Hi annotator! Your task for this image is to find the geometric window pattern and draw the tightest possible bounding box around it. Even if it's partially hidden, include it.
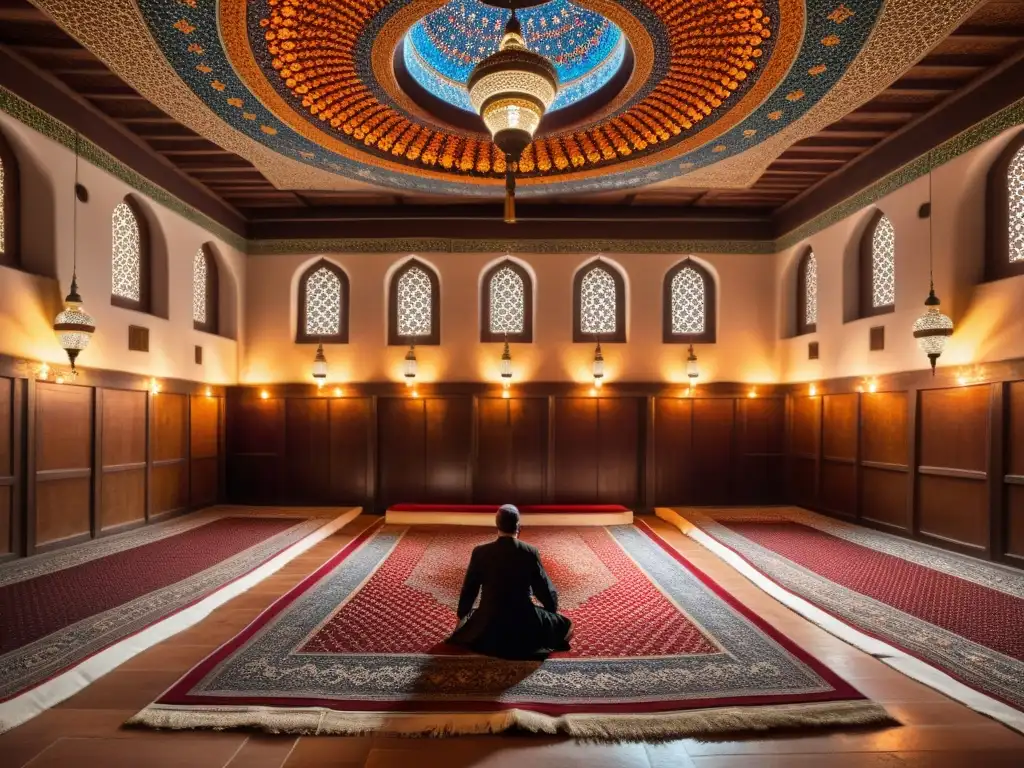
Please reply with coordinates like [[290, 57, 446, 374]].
[[488, 265, 525, 335], [670, 265, 705, 334], [192, 248, 207, 324], [304, 265, 342, 337], [1010, 145, 1024, 263], [804, 251, 818, 327], [579, 265, 618, 335], [870, 215, 896, 307], [0, 155, 5, 253], [397, 265, 433, 337], [111, 201, 141, 301]]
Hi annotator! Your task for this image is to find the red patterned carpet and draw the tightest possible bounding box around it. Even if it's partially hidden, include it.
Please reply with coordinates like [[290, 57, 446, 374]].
[[128, 522, 893, 739], [665, 507, 1024, 731], [0, 511, 338, 732]]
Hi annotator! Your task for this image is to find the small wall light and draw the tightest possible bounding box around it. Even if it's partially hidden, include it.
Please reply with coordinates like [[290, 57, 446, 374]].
[[809, 384, 817, 397], [748, 387, 757, 398], [404, 345, 417, 386], [686, 344, 699, 388], [592, 342, 604, 389], [260, 389, 269, 400], [312, 342, 328, 388], [150, 377, 161, 395], [500, 337, 512, 390], [205, 387, 212, 398]]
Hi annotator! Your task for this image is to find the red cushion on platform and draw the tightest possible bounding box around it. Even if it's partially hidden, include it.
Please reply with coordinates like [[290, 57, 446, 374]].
[[387, 504, 629, 514]]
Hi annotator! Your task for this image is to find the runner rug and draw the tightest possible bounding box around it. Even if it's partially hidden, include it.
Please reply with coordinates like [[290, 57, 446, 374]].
[[658, 507, 1024, 733], [0, 507, 358, 733], [128, 521, 893, 740]]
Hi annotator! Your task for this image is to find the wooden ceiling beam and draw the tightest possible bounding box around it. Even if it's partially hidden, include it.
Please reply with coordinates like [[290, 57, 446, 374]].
[[948, 25, 1024, 40]]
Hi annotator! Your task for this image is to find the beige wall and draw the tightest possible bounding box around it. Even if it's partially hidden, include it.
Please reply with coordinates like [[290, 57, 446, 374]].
[[776, 123, 1024, 385], [242, 250, 780, 386], [0, 112, 244, 384]]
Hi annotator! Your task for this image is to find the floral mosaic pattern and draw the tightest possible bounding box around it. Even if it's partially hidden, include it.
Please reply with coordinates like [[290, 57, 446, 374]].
[[192, 248, 208, 324], [579, 265, 618, 335], [396, 265, 433, 337], [804, 251, 818, 327], [1009, 144, 1024, 263], [111, 201, 141, 302], [304, 265, 343, 337], [670, 266, 706, 334], [870, 214, 895, 307], [488, 264, 525, 335]]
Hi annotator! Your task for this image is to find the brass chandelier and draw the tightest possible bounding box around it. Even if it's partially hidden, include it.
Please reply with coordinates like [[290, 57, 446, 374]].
[[468, 5, 558, 223]]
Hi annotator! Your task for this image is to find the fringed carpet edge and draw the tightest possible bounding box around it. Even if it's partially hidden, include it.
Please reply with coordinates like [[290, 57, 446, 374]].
[[125, 700, 896, 741]]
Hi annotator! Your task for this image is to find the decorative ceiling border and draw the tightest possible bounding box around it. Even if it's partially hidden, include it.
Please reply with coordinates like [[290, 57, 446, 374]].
[[0, 86, 248, 252], [3, 85, 1022, 258]]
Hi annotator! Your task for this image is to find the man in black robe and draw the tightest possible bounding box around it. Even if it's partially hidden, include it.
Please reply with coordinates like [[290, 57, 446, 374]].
[[448, 505, 573, 659]]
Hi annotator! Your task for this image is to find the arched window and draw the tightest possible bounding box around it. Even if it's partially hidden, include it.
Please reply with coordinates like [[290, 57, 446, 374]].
[[110, 197, 151, 311], [481, 259, 533, 342], [296, 258, 349, 343], [388, 258, 440, 345], [796, 247, 817, 335], [0, 128, 20, 268], [573, 259, 625, 342], [193, 244, 220, 334], [986, 130, 1024, 281], [858, 210, 895, 317], [663, 258, 716, 343]]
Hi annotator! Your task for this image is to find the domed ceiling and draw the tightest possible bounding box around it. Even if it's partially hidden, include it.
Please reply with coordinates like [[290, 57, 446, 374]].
[[128, 0, 886, 197]]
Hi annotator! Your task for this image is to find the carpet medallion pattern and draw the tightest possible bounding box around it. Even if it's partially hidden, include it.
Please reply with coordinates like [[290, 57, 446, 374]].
[[129, 522, 891, 739], [665, 507, 1024, 721]]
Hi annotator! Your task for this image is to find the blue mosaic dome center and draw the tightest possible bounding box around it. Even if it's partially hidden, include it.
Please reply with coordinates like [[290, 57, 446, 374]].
[[403, 0, 627, 114]]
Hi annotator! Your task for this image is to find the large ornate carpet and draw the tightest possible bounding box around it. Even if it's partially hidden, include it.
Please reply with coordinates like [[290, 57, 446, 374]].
[[128, 521, 892, 739], [0, 507, 358, 733], [658, 507, 1024, 733]]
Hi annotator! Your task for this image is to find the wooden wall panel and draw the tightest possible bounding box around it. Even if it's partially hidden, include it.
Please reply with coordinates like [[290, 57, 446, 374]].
[[822, 394, 857, 461], [791, 396, 820, 457], [476, 397, 547, 505], [99, 388, 147, 531], [152, 393, 188, 518], [918, 475, 988, 550], [861, 392, 908, 467], [919, 386, 989, 472], [1008, 486, 1024, 561], [190, 394, 220, 508], [861, 467, 910, 531], [35, 383, 92, 547], [227, 397, 285, 503], [788, 456, 817, 509], [653, 397, 692, 505], [424, 398, 473, 504], [596, 398, 641, 506], [328, 397, 372, 506], [284, 398, 330, 504], [377, 398, 424, 508], [736, 397, 785, 504], [821, 462, 857, 518], [0, 377, 11, 554], [1008, 383, 1024, 562], [691, 398, 734, 505], [552, 398, 599, 504]]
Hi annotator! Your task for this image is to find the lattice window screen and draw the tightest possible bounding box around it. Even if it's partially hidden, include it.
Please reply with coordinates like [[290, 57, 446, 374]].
[[488, 265, 525, 334], [871, 215, 895, 307], [579, 266, 617, 335], [670, 265, 705, 334], [1010, 146, 1024, 263], [304, 266, 342, 336], [397, 266, 432, 337], [111, 202, 141, 301], [804, 252, 818, 327], [192, 248, 207, 324]]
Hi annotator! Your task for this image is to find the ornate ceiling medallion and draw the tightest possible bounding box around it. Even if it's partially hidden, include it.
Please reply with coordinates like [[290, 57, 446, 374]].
[[130, 0, 885, 196]]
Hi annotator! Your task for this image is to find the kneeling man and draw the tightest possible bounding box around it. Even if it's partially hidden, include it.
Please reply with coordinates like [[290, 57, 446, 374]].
[[448, 504, 573, 659]]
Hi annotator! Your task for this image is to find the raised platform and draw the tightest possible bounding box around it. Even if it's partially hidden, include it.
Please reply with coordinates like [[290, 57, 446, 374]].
[[384, 504, 633, 527]]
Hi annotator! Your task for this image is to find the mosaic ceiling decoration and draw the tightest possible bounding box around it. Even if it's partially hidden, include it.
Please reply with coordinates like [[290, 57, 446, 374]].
[[127, 0, 885, 197]]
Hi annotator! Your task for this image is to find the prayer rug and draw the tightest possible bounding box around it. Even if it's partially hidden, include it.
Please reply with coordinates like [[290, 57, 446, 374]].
[[0, 507, 359, 733], [128, 521, 893, 739], [659, 507, 1024, 733]]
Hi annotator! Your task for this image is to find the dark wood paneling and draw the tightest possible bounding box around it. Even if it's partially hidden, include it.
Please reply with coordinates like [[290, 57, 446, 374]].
[[100, 388, 146, 530], [152, 463, 187, 519], [919, 385, 990, 472], [861, 392, 908, 466], [0, 376, 11, 554], [35, 383, 92, 547], [791, 396, 820, 457], [552, 398, 599, 504], [1008, 485, 1024, 562], [226, 396, 285, 503], [190, 394, 220, 508], [654, 397, 692, 505], [1008, 382, 1024, 477], [0, 488, 9, 556], [918, 474, 988, 550], [424, 398, 473, 504], [596, 398, 641, 506], [691, 398, 734, 505], [736, 397, 785, 504], [821, 462, 857, 518], [377, 398, 425, 508], [862, 466, 911, 531], [788, 456, 817, 509], [151, 393, 188, 517], [476, 397, 547, 505], [190, 457, 218, 508], [328, 397, 372, 505], [823, 394, 858, 460], [284, 398, 330, 504]]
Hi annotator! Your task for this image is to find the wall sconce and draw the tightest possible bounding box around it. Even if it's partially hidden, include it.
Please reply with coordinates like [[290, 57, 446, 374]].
[[748, 387, 757, 398], [592, 342, 604, 389], [809, 383, 817, 397], [868, 379, 878, 394], [500, 338, 512, 390], [686, 344, 698, 389], [404, 345, 417, 386], [204, 387, 212, 398], [37, 362, 50, 381], [260, 389, 269, 400], [333, 387, 343, 397], [312, 342, 328, 389], [150, 377, 161, 395]]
